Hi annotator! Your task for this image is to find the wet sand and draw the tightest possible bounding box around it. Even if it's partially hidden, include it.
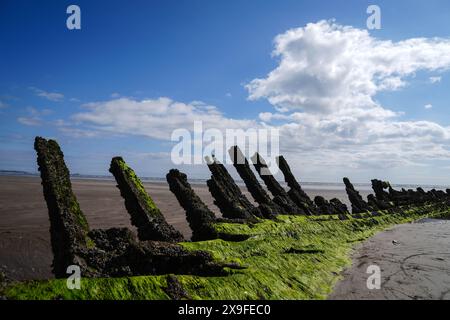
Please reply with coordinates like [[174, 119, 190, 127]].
[[0, 176, 221, 280], [0, 175, 364, 281], [2, 176, 449, 299], [329, 219, 450, 300]]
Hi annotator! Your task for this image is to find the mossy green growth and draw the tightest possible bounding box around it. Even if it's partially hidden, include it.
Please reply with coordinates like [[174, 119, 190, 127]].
[[3, 276, 170, 300], [114, 157, 161, 214], [68, 194, 90, 233], [3, 203, 450, 300], [47, 139, 89, 233]]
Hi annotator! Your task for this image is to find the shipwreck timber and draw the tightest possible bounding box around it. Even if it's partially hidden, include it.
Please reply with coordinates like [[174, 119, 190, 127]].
[[166, 168, 218, 241], [28, 136, 450, 295], [229, 146, 282, 218], [277, 155, 319, 215], [205, 156, 261, 220], [252, 152, 305, 215], [34, 137, 92, 278], [109, 156, 184, 242], [34, 137, 230, 279]]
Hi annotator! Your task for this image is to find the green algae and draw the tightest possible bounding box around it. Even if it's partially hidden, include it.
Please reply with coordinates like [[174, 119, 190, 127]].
[[3, 276, 170, 300], [45, 139, 90, 233], [2, 203, 450, 300], [114, 157, 161, 214]]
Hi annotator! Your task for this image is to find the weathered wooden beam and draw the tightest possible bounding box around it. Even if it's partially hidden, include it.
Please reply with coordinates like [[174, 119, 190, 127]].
[[32, 138, 246, 279], [371, 180, 391, 202], [228, 146, 281, 218], [166, 169, 217, 241], [314, 196, 348, 215], [110, 157, 184, 242], [34, 137, 91, 278], [206, 156, 262, 220], [276, 156, 318, 215], [251, 152, 305, 215], [343, 177, 371, 214]]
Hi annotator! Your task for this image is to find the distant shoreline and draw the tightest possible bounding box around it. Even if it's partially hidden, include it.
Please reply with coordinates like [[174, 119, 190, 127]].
[[1, 170, 449, 191], [0, 175, 449, 283]]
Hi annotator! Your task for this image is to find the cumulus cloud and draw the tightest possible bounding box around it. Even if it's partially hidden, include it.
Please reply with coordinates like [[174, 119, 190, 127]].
[[248, 21, 450, 175], [247, 20, 450, 114], [424, 104, 433, 109], [30, 87, 64, 101], [31, 20, 450, 182], [71, 97, 257, 140]]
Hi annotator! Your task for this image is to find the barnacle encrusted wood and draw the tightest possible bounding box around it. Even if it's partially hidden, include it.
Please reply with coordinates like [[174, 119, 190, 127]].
[[229, 146, 281, 218], [277, 155, 319, 215], [205, 156, 261, 220], [34, 137, 91, 277], [166, 169, 218, 241], [110, 156, 184, 242], [16, 136, 450, 300], [251, 152, 305, 215], [343, 177, 372, 213], [34, 137, 227, 279]]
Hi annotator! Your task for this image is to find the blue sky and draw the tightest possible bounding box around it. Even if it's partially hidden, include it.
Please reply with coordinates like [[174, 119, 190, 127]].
[[1, 0, 450, 184]]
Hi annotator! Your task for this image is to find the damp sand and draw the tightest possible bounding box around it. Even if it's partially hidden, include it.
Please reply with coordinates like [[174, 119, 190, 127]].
[[329, 218, 450, 300], [0, 175, 367, 281]]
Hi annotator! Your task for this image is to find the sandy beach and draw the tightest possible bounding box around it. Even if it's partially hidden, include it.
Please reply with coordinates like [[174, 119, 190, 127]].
[[330, 218, 450, 300], [0, 175, 362, 281], [6, 173, 450, 300]]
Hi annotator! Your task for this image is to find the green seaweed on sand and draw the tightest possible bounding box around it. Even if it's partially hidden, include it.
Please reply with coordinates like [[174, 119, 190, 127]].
[[3, 202, 449, 300]]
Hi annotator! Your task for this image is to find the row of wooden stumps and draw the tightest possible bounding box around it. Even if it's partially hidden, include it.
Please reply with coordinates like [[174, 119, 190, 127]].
[[34, 137, 450, 284]]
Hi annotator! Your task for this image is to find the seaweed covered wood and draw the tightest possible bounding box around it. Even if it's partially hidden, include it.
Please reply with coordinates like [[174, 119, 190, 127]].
[[369, 179, 394, 210], [206, 156, 262, 220], [8, 138, 450, 300], [228, 146, 281, 218], [5, 199, 450, 300], [110, 157, 184, 242], [277, 156, 319, 215], [314, 196, 349, 216], [34, 137, 228, 278], [166, 169, 218, 241], [251, 152, 305, 215], [343, 177, 372, 214], [34, 137, 91, 278]]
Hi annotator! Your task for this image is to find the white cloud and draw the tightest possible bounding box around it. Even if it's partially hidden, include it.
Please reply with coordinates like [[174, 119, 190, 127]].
[[0, 101, 8, 109], [71, 97, 257, 140], [58, 127, 98, 138], [424, 104, 433, 109], [17, 107, 53, 126], [247, 20, 450, 114], [429, 76, 442, 83], [246, 21, 450, 177], [30, 87, 64, 101], [17, 117, 42, 126], [35, 20, 450, 183], [132, 151, 171, 160]]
